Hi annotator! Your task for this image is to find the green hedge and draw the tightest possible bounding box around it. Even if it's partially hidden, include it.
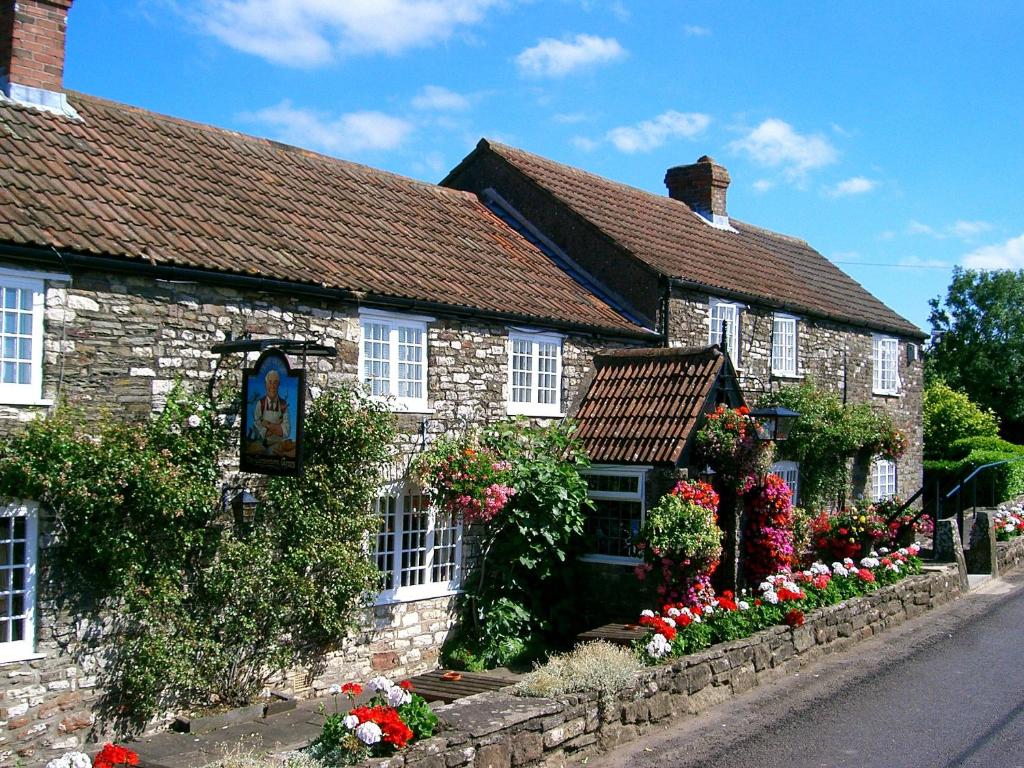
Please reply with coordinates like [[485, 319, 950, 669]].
[[924, 447, 1024, 505], [946, 436, 1024, 461]]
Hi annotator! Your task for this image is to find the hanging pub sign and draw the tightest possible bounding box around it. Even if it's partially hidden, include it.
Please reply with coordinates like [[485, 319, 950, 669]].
[[240, 349, 305, 476]]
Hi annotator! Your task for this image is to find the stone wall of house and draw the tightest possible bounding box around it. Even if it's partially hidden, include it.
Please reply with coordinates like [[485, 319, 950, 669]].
[[392, 565, 964, 768], [666, 287, 925, 503], [0, 264, 634, 766]]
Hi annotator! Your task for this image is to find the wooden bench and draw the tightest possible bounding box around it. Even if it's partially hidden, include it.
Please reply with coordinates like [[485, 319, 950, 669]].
[[576, 622, 647, 647], [407, 670, 520, 704]]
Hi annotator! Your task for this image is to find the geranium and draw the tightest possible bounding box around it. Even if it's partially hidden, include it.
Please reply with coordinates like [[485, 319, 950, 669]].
[[341, 682, 363, 697], [92, 745, 138, 768], [811, 503, 888, 561], [413, 437, 515, 523], [743, 474, 796, 586], [45, 754, 91, 768], [784, 609, 805, 627], [694, 405, 772, 488]]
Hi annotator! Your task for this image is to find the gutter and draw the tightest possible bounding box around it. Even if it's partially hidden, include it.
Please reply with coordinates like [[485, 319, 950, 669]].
[[669, 277, 927, 341], [0, 242, 660, 342]]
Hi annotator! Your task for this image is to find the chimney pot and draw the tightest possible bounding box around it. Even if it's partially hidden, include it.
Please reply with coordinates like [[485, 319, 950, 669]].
[[665, 156, 731, 227]]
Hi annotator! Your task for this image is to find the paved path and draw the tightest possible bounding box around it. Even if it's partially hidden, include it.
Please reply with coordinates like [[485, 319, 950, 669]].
[[592, 571, 1024, 768]]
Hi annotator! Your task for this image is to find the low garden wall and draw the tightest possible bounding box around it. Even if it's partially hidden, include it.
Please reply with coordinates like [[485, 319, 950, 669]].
[[996, 534, 1024, 572], [384, 565, 963, 768]]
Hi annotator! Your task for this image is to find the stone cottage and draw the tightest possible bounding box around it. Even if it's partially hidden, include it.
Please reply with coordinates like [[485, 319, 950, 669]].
[[444, 140, 928, 522], [0, 0, 926, 763]]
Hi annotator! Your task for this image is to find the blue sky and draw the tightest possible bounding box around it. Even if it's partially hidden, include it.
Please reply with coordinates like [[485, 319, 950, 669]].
[[63, 1, 1024, 332]]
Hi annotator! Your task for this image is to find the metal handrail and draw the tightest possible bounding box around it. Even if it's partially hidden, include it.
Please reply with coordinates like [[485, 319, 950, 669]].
[[943, 455, 1024, 500]]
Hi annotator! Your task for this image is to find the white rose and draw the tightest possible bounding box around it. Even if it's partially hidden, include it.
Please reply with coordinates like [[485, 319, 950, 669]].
[[355, 721, 383, 745], [343, 714, 360, 729]]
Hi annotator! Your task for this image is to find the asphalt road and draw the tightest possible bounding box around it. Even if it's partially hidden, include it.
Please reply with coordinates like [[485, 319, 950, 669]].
[[591, 572, 1024, 768]]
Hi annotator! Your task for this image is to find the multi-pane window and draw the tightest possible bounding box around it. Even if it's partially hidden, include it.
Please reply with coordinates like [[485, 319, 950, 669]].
[[508, 331, 562, 416], [772, 314, 798, 377], [0, 502, 37, 663], [0, 275, 44, 405], [770, 461, 800, 505], [359, 311, 430, 411], [580, 468, 646, 563], [375, 485, 461, 603], [873, 336, 899, 395], [709, 298, 741, 364], [870, 459, 898, 501]]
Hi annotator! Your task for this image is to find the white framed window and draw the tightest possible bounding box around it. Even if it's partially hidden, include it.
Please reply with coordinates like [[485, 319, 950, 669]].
[[770, 460, 800, 505], [771, 314, 798, 377], [374, 484, 461, 604], [873, 335, 900, 395], [579, 466, 648, 565], [870, 458, 898, 501], [0, 501, 37, 664], [507, 330, 563, 417], [0, 273, 45, 406], [709, 298, 741, 365], [359, 309, 432, 412]]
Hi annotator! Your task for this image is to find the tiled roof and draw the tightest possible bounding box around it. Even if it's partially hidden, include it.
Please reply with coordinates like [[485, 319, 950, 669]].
[[474, 140, 923, 338], [574, 346, 731, 466], [0, 94, 651, 338]]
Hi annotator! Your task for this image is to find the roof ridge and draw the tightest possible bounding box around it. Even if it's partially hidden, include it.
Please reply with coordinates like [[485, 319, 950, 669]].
[[63, 91, 474, 202], [595, 345, 720, 361]]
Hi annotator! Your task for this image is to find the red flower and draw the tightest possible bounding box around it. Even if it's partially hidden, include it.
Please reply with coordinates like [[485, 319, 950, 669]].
[[94, 744, 140, 768], [857, 568, 876, 583], [398, 680, 414, 690], [784, 609, 805, 627], [341, 682, 363, 697]]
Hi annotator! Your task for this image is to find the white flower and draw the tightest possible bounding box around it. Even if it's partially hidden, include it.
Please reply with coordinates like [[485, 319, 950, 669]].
[[46, 755, 91, 768], [328, 683, 342, 696], [386, 686, 412, 707], [879, 547, 890, 554], [355, 721, 383, 745], [764, 591, 779, 605], [640, 609, 655, 618], [832, 563, 846, 576], [343, 714, 360, 729], [703, 605, 715, 615], [666, 607, 681, 618], [758, 581, 772, 593], [646, 633, 671, 658], [843, 558, 854, 565], [187, 414, 202, 428], [860, 557, 879, 569], [738, 600, 750, 611], [662, 617, 676, 628], [367, 675, 394, 693]]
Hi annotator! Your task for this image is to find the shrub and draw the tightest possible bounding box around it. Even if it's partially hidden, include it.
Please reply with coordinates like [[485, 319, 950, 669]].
[[742, 475, 795, 586], [924, 381, 1000, 459], [946, 436, 1024, 461], [0, 383, 395, 727], [514, 641, 642, 699]]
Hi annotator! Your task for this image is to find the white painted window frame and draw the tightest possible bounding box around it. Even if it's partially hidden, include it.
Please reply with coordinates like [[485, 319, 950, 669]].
[[374, 482, 462, 605], [0, 501, 38, 664], [771, 313, 799, 378], [506, 329, 564, 417], [0, 272, 46, 406], [709, 298, 742, 366], [872, 335, 900, 396], [770, 460, 800, 505], [358, 308, 433, 413], [870, 458, 898, 501], [579, 465, 650, 566]]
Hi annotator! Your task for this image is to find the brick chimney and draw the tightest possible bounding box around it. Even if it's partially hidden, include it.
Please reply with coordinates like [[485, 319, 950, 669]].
[[665, 156, 731, 228], [1, 0, 78, 116]]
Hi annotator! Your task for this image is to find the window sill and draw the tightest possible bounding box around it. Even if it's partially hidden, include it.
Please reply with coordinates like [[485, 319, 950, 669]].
[[0, 397, 52, 407], [0, 652, 45, 666], [872, 390, 901, 398], [369, 397, 434, 415], [771, 372, 803, 381], [374, 586, 461, 606], [507, 407, 564, 419], [578, 554, 641, 567]]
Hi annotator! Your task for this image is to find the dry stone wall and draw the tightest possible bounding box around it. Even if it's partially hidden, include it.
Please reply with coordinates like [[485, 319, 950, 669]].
[[0, 265, 633, 765]]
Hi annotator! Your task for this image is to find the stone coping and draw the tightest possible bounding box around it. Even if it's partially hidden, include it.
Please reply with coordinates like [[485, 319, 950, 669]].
[[354, 566, 964, 768]]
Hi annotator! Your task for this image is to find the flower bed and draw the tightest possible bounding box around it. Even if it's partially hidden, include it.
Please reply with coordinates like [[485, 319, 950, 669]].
[[994, 502, 1024, 541], [633, 546, 924, 664]]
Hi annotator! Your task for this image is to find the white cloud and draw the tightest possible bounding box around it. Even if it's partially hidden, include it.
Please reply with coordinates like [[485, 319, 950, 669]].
[[553, 112, 591, 125], [515, 34, 626, 77], [752, 179, 775, 193], [245, 101, 413, 154], [412, 85, 470, 111], [571, 135, 599, 152], [729, 118, 838, 179], [606, 110, 711, 153], [907, 219, 993, 241], [684, 24, 711, 36], [197, 0, 498, 68], [828, 176, 877, 197], [962, 233, 1024, 269], [897, 255, 951, 269]]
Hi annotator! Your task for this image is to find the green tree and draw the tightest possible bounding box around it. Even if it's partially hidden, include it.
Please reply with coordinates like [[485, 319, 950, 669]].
[[923, 380, 1000, 458], [928, 268, 1024, 437]]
